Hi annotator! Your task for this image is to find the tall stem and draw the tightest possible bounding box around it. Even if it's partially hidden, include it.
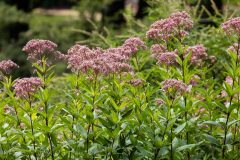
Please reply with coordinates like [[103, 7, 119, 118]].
[[181, 48, 190, 159], [41, 61, 55, 160], [135, 55, 140, 72], [28, 100, 37, 160], [69, 72, 80, 159], [170, 127, 173, 160], [155, 99, 174, 159], [87, 74, 98, 156], [222, 111, 230, 158], [169, 100, 174, 160], [233, 39, 240, 152], [222, 89, 234, 158]]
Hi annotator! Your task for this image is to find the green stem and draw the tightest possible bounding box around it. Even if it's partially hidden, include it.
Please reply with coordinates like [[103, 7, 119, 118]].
[[48, 134, 54, 160], [170, 127, 173, 160], [86, 124, 91, 154], [42, 64, 55, 160], [233, 39, 240, 152], [28, 100, 37, 160], [222, 112, 230, 159], [155, 99, 174, 159], [87, 74, 98, 157], [181, 45, 190, 159], [135, 55, 140, 72]]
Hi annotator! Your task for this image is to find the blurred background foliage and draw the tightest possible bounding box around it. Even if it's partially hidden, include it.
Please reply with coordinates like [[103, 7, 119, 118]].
[[0, 0, 240, 79]]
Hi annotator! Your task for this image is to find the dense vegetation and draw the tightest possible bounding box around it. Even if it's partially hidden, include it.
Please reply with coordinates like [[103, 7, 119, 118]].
[[1, 0, 240, 160]]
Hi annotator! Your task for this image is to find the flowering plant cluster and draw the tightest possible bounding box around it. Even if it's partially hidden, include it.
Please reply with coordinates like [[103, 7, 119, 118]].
[[0, 11, 240, 160]]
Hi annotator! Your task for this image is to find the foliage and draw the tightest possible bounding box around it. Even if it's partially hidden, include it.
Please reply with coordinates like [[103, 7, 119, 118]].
[[1, 6, 240, 159]]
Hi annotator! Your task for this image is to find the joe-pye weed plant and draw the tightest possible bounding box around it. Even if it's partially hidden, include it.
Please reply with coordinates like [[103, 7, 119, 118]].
[[0, 10, 240, 160]]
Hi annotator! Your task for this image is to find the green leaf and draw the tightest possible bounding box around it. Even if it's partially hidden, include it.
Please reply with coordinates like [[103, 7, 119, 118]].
[[176, 143, 201, 152], [88, 144, 103, 155], [74, 124, 87, 138], [228, 103, 239, 113], [174, 122, 186, 134], [202, 121, 219, 126], [228, 120, 238, 127], [203, 134, 220, 146], [121, 108, 133, 120]]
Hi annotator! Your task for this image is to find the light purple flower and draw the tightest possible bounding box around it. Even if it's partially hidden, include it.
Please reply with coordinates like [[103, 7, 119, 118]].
[[67, 44, 132, 75], [151, 44, 167, 58], [221, 76, 233, 97], [0, 60, 19, 74], [129, 78, 144, 86], [146, 11, 193, 41], [22, 39, 59, 62], [225, 76, 233, 86], [13, 77, 42, 99], [123, 37, 146, 55], [4, 104, 13, 114], [169, 11, 193, 30], [189, 75, 200, 86], [156, 98, 165, 106], [221, 17, 240, 36], [162, 79, 188, 95], [157, 50, 178, 66], [228, 43, 240, 56], [209, 55, 217, 63], [185, 44, 208, 65]]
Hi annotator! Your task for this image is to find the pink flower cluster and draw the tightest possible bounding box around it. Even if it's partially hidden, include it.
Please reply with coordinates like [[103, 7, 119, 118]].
[[13, 77, 42, 99], [221, 17, 240, 36], [123, 37, 146, 54], [67, 46, 130, 75], [156, 98, 164, 106], [209, 55, 217, 63], [151, 44, 167, 58], [228, 43, 240, 55], [129, 78, 144, 86], [157, 50, 178, 66], [225, 76, 233, 85], [162, 79, 188, 95], [185, 44, 208, 65], [0, 60, 19, 74], [189, 75, 200, 86], [146, 11, 193, 41], [4, 104, 13, 114], [221, 76, 233, 97], [67, 37, 145, 75], [22, 39, 63, 62]]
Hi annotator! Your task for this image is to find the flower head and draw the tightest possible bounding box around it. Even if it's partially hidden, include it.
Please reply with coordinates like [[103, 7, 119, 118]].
[[129, 78, 144, 86], [147, 11, 193, 41], [221, 17, 240, 36], [67, 44, 132, 75], [0, 60, 19, 74], [123, 37, 146, 55], [169, 11, 193, 30], [20, 122, 26, 129], [209, 55, 217, 63], [157, 50, 178, 66], [4, 105, 13, 114], [22, 39, 59, 62], [225, 76, 233, 86], [156, 98, 165, 106], [189, 75, 200, 86], [13, 77, 42, 99], [221, 76, 233, 97], [162, 79, 188, 96], [151, 44, 167, 58], [185, 44, 208, 65], [228, 43, 240, 55]]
